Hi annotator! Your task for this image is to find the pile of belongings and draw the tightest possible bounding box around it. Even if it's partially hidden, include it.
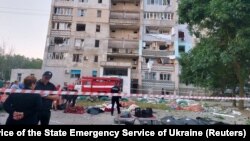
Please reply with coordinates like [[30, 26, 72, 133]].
[[134, 107, 153, 118], [167, 99, 203, 112], [64, 106, 84, 114], [87, 107, 104, 115], [161, 116, 229, 125]]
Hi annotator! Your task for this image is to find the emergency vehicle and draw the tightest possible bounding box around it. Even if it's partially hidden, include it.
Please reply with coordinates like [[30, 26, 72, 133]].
[[74, 77, 123, 93]]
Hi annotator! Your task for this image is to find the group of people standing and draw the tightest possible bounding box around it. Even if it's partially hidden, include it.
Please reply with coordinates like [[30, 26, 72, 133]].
[[1, 71, 124, 125], [3, 71, 59, 125]]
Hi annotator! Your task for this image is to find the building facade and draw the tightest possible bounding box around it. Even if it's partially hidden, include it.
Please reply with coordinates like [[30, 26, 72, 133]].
[[10, 69, 42, 83], [42, 0, 193, 94]]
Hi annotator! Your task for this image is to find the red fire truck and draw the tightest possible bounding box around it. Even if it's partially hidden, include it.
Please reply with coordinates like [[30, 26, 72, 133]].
[[78, 77, 123, 93]]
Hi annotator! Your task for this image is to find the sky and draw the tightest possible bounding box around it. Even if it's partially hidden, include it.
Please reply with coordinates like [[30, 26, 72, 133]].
[[0, 0, 52, 59]]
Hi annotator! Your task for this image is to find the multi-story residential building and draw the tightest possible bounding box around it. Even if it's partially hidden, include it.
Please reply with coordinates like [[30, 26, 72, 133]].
[[41, 0, 193, 94], [141, 0, 177, 94]]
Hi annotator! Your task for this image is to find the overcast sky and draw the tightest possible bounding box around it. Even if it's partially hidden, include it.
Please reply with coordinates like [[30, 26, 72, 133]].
[[0, 0, 52, 59]]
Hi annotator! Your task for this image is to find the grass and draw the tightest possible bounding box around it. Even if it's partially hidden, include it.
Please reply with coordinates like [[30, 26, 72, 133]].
[[246, 120, 250, 125], [77, 100, 105, 107], [203, 103, 209, 107], [214, 115, 225, 120], [135, 102, 167, 110], [76, 100, 168, 110]]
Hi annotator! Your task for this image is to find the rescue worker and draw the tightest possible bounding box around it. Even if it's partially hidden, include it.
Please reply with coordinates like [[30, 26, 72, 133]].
[[35, 71, 59, 125], [110, 85, 121, 116]]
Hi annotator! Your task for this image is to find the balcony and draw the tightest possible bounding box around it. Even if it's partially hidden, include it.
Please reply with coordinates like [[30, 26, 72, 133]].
[[110, 2, 140, 12], [142, 50, 174, 57], [100, 61, 132, 68], [142, 63, 174, 71], [48, 45, 69, 52], [109, 39, 139, 49], [144, 5, 175, 12], [50, 30, 71, 36], [143, 34, 173, 43], [54, 0, 74, 7], [144, 19, 175, 27], [107, 48, 139, 57], [52, 15, 73, 21], [142, 79, 175, 89], [110, 12, 140, 27]]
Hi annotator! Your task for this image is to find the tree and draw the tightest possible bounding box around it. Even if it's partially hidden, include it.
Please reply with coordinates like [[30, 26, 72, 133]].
[[0, 42, 43, 80], [179, 38, 238, 96], [178, 0, 250, 109]]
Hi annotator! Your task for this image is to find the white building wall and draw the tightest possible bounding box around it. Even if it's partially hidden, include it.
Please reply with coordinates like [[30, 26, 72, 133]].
[[10, 69, 42, 83]]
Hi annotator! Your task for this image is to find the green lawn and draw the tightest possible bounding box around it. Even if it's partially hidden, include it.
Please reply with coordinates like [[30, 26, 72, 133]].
[[76, 100, 168, 110]]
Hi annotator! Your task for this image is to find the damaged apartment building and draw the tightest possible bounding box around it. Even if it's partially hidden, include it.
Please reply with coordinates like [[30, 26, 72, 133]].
[[41, 0, 193, 94]]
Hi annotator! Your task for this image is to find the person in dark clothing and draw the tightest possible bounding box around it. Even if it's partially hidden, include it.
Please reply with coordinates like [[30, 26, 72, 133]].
[[3, 76, 42, 125], [64, 84, 78, 107], [111, 86, 121, 116], [161, 88, 165, 95], [35, 71, 59, 125]]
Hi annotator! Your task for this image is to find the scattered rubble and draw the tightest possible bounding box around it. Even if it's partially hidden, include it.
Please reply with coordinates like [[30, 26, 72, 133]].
[[0, 97, 250, 125]]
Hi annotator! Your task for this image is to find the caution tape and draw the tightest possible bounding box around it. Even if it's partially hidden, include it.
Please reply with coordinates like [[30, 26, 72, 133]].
[[0, 88, 250, 101]]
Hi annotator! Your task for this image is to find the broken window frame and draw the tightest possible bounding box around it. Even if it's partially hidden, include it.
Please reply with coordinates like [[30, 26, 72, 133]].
[[47, 52, 65, 60], [75, 39, 85, 47], [73, 54, 82, 62], [77, 9, 86, 17], [51, 37, 70, 46], [76, 24, 86, 31], [52, 22, 71, 30]]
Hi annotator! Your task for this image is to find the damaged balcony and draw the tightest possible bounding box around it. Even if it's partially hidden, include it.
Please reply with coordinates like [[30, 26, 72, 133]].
[[51, 30, 71, 36], [142, 50, 174, 57], [142, 63, 174, 71], [142, 41, 174, 57], [110, 12, 140, 27], [144, 26, 173, 42], [144, 34, 173, 43], [48, 45, 69, 52], [48, 37, 70, 52]]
